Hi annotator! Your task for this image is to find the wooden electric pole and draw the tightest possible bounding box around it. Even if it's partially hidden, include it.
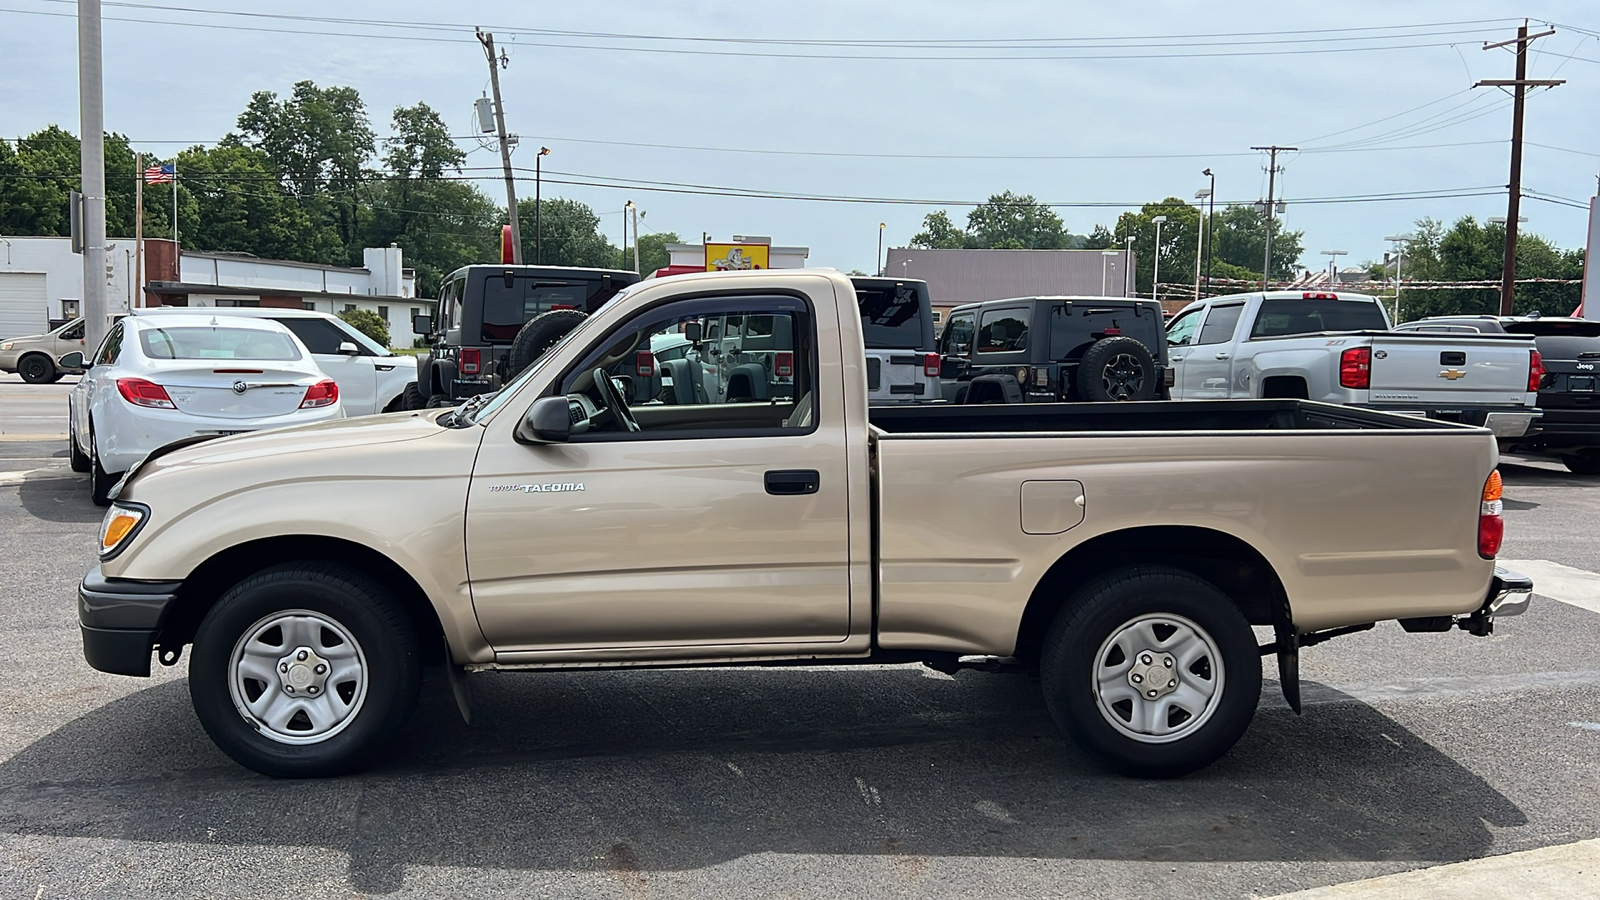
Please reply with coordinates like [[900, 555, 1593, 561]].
[[476, 29, 523, 265], [1478, 22, 1563, 315], [1250, 145, 1296, 291]]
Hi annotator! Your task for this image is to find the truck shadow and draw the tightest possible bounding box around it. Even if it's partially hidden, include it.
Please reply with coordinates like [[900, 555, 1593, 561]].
[[0, 666, 1525, 894], [14, 467, 101, 524]]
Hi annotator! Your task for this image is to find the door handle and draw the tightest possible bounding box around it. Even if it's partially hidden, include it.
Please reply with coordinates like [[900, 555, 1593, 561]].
[[765, 469, 820, 495], [1215, 353, 1230, 360], [1169, 355, 1186, 362]]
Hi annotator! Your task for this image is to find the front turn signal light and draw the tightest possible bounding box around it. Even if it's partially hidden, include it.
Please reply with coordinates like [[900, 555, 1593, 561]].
[[98, 503, 148, 560]]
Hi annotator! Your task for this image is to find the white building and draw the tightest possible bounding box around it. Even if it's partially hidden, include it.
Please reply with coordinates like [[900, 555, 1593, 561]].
[[0, 236, 436, 347]]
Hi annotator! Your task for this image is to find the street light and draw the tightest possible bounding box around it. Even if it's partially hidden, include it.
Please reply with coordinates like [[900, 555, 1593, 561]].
[[900, 257, 910, 278], [1123, 233, 1135, 296], [1199, 168, 1217, 297], [1320, 249, 1348, 288], [1101, 250, 1120, 295], [1383, 233, 1416, 323], [877, 223, 886, 276], [534, 146, 550, 264], [1193, 187, 1213, 302], [1151, 215, 1168, 302]]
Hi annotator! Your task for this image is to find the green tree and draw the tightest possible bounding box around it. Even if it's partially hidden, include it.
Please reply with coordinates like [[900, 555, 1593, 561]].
[[622, 231, 681, 275], [1210, 205, 1304, 282], [177, 141, 344, 264], [1396, 216, 1582, 319], [338, 308, 390, 346], [909, 210, 970, 249], [965, 191, 1070, 249], [517, 197, 619, 267], [1113, 199, 1202, 300]]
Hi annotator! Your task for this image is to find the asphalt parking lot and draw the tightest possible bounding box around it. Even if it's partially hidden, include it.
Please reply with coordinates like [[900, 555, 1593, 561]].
[[2, 373, 1598, 899]]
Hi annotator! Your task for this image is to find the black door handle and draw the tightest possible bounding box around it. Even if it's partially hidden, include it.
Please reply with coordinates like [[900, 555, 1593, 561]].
[[765, 469, 820, 495]]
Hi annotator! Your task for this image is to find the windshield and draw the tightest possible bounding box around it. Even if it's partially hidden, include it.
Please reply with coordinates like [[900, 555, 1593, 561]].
[[857, 285, 929, 349], [465, 326, 587, 425], [139, 326, 302, 361], [1249, 299, 1388, 338]]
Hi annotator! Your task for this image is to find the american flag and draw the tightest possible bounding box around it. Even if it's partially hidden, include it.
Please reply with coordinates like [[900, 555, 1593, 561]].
[[143, 163, 175, 184]]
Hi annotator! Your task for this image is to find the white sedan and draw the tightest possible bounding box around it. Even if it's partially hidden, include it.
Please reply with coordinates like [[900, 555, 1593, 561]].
[[66, 314, 343, 505]]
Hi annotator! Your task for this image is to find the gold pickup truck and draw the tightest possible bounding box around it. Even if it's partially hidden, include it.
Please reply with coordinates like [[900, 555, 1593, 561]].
[[79, 269, 1532, 779]]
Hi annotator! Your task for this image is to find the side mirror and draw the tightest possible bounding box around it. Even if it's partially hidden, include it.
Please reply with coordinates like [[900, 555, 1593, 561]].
[[412, 314, 433, 335], [59, 351, 86, 369], [337, 341, 360, 356], [683, 322, 702, 342], [515, 395, 571, 444]]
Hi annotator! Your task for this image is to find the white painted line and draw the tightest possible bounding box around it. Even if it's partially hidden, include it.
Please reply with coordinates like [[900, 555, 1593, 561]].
[[1500, 559, 1600, 616], [1266, 838, 1600, 899]]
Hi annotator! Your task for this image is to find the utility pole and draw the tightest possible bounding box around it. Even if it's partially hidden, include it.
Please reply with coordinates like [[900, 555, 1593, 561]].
[[1478, 22, 1563, 315], [476, 29, 522, 265], [78, 0, 108, 348], [134, 152, 143, 309], [1250, 146, 1295, 291]]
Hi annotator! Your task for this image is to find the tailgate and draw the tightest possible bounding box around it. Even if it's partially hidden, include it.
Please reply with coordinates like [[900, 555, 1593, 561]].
[[1368, 335, 1535, 406]]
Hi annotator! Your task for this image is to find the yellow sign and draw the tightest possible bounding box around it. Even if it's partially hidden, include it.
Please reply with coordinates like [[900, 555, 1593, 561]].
[[705, 242, 769, 272]]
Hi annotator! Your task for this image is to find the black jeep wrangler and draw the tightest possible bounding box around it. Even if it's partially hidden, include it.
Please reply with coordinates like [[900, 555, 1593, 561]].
[[938, 296, 1170, 403], [409, 264, 639, 407]]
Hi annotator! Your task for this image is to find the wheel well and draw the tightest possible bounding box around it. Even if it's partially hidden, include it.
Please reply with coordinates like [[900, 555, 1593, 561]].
[[1260, 375, 1308, 399], [1013, 526, 1288, 663], [160, 536, 446, 662]]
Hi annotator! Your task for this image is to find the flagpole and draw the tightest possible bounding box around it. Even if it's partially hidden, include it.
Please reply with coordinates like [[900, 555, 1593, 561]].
[[134, 153, 143, 308], [170, 162, 177, 245]]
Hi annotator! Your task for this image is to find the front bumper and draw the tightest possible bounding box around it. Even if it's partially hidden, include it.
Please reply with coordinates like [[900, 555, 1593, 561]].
[[78, 565, 181, 676]]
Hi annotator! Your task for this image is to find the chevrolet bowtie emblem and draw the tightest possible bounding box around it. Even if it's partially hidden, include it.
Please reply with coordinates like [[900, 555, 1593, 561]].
[[1438, 369, 1467, 380]]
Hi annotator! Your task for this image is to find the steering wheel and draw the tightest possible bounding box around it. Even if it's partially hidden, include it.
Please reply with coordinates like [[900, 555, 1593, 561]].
[[592, 367, 641, 433]]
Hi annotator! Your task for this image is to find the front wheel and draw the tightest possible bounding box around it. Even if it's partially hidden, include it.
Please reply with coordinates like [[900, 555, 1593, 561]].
[[1040, 566, 1261, 778], [18, 353, 56, 384], [188, 563, 421, 777]]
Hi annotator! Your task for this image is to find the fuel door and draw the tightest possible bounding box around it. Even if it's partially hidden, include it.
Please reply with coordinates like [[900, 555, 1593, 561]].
[[1021, 480, 1086, 535]]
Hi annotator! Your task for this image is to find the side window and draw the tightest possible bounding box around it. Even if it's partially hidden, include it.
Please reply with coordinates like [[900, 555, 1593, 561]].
[[941, 313, 975, 357], [275, 318, 349, 355], [561, 300, 813, 438], [94, 322, 124, 366], [1196, 304, 1244, 345], [441, 277, 463, 330], [976, 309, 1029, 353], [1166, 309, 1201, 346], [61, 321, 85, 340]]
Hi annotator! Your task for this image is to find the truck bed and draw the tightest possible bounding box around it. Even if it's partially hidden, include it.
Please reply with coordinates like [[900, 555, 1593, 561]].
[[868, 398, 1469, 435]]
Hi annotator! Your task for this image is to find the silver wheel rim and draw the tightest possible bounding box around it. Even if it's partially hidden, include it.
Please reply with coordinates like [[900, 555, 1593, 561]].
[[227, 609, 369, 746], [1092, 613, 1225, 744]]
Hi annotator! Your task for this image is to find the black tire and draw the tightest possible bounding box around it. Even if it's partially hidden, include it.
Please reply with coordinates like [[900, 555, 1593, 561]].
[[188, 562, 421, 778], [1561, 453, 1600, 475], [425, 393, 454, 408], [68, 411, 90, 473], [18, 353, 55, 384], [88, 424, 118, 507], [1039, 565, 1261, 778], [1075, 337, 1157, 402], [402, 381, 428, 411], [508, 309, 589, 377]]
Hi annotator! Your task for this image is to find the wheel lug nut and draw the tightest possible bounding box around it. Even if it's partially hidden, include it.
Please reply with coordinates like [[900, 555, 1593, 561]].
[[285, 686, 295, 693], [280, 663, 288, 673], [297, 650, 308, 661], [314, 664, 326, 674], [1164, 658, 1173, 668], [307, 686, 318, 694], [1141, 654, 1152, 664], [1131, 673, 1143, 683], [1147, 690, 1158, 698], [1168, 679, 1177, 688]]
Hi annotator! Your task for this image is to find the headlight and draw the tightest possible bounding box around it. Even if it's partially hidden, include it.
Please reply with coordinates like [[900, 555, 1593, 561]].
[[98, 502, 149, 560]]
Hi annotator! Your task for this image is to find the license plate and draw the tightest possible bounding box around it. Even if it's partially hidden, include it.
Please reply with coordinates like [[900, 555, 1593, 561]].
[[1570, 376, 1596, 392]]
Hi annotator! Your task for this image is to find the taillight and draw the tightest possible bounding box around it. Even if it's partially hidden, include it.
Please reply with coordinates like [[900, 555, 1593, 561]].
[[636, 350, 655, 378], [1479, 469, 1504, 559], [1339, 347, 1371, 389], [1102, 327, 1122, 336], [459, 347, 481, 375], [775, 352, 794, 378], [1528, 349, 1544, 392], [1303, 292, 1339, 300], [115, 377, 175, 409], [924, 352, 941, 378], [300, 379, 339, 409]]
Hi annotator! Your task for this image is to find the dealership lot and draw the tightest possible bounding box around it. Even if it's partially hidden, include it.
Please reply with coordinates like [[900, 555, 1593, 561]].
[[1, 387, 1598, 898]]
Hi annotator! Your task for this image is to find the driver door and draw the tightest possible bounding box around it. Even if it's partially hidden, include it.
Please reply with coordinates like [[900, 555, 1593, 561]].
[[465, 293, 853, 657]]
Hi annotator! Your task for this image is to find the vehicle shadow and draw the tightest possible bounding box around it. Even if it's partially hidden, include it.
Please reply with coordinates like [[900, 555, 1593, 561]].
[[1499, 461, 1596, 489], [0, 666, 1525, 894], [14, 468, 99, 524]]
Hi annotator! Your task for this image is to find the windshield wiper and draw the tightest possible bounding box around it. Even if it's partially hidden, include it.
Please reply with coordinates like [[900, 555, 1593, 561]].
[[449, 391, 497, 427]]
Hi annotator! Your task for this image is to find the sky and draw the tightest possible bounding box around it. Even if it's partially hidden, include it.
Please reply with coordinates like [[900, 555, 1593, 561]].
[[2, 0, 1597, 281]]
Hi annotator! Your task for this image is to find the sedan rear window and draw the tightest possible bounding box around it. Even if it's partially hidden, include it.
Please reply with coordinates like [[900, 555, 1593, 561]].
[[1249, 299, 1388, 338], [139, 327, 303, 361]]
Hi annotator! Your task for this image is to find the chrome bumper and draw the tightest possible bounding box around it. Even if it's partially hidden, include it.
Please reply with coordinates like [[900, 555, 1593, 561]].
[[1485, 566, 1533, 618], [1483, 410, 1542, 439]]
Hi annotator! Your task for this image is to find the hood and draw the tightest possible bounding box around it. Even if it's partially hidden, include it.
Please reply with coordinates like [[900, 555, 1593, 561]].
[[2, 332, 47, 344]]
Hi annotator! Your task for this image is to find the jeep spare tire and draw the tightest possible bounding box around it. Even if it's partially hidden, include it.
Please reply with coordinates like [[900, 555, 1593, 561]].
[[509, 309, 589, 377], [1076, 336, 1157, 402]]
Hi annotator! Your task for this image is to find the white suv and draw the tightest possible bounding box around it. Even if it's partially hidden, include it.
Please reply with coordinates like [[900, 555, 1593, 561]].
[[129, 307, 416, 416]]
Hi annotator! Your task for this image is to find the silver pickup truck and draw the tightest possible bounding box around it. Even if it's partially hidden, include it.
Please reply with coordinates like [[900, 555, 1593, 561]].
[[79, 269, 1531, 780], [1167, 291, 1542, 437]]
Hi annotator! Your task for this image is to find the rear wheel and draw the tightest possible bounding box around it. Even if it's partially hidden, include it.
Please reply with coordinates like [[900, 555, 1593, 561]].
[[1561, 453, 1600, 475], [188, 563, 421, 778], [1039, 565, 1260, 778], [18, 353, 55, 384], [402, 382, 427, 411]]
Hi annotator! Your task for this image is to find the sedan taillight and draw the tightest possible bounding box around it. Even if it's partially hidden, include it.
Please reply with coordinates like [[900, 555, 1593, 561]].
[[300, 379, 339, 409], [115, 377, 176, 409]]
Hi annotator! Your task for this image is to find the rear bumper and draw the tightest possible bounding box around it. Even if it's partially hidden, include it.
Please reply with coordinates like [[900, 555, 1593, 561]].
[[78, 565, 182, 677], [1510, 407, 1600, 450], [1361, 404, 1541, 437], [1484, 566, 1533, 618]]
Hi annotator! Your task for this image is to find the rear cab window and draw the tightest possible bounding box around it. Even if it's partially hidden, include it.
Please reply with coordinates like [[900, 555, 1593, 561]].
[[1249, 298, 1389, 338]]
